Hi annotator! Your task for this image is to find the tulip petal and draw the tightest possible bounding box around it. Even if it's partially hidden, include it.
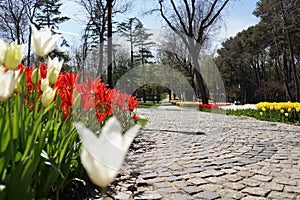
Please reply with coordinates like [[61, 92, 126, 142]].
[[123, 124, 140, 150], [75, 116, 140, 188], [0, 70, 18, 101], [80, 147, 117, 188], [75, 117, 125, 171], [30, 23, 61, 57]]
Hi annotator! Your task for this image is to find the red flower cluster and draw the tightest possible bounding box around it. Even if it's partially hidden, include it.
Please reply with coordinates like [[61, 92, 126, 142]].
[[198, 103, 231, 110], [16, 64, 77, 118], [54, 72, 77, 118], [75, 76, 139, 123], [15, 63, 139, 122]]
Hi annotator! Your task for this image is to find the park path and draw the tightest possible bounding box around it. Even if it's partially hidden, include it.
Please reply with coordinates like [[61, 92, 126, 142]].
[[111, 101, 300, 200]]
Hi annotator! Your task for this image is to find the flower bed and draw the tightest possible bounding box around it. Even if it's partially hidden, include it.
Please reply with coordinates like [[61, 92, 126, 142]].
[[198, 103, 231, 110], [176, 101, 199, 107], [0, 24, 139, 199], [256, 102, 300, 123]]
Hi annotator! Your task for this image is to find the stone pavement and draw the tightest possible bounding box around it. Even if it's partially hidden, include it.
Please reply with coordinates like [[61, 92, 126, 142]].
[[110, 102, 300, 200]]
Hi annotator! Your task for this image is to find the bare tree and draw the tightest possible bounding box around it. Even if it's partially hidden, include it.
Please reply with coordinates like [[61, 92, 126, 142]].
[[24, 0, 39, 65], [75, 0, 132, 84], [0, 0, 28, 44], [0, 0, 41, 65], [158, 0, 230, 104]]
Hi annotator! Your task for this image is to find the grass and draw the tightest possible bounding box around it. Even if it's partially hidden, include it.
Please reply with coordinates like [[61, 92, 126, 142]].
[[200, 108, 300, 125], [137, 118, 148, 127], [137, 101, 161, 108]]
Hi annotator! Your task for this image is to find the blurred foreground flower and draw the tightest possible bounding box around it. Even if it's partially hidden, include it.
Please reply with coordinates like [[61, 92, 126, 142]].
[[30, 23, 61, 57], [0, 68, 19, 101], [75, 116, 140, 188]]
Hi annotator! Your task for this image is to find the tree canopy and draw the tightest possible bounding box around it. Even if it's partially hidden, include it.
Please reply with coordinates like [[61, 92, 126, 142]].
[[216, 0, 300, 103]]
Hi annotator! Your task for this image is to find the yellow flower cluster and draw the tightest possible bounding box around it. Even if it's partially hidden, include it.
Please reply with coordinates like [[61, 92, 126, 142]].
[[256, 101, 300, 117]]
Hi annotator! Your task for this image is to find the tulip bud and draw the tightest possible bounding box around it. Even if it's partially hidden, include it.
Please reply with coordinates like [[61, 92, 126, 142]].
[[4, 41, 25, 70], [16, 69, 28, 93], [31, 68, 40, 84], [47, 57, 63, 84], [41, 86, 57, 107], [40, 78, 49, 92]]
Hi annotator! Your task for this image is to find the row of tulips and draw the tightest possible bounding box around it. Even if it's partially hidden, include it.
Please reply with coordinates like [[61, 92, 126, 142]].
[[196, 101, 300, 124], [256, 102, 300, 123], [198, 103, 231, 110], [0, 23, 139, 199]]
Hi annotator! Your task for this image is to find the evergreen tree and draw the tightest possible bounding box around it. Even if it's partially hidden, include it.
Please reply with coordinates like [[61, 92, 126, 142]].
[[35, 0, 69, 29], [133, 24, 155, 67], [117, 17, 143, 65], [34, 0, 70, 61]]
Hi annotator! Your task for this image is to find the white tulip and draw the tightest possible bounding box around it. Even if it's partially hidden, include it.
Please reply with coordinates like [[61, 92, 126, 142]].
[[47, 57, 63, 84], [0, 39, 8, 65], [30, 23, 61, 57], [75, 117, 140, 188], [0, 69, 20, 101], [40, 78, 49, 92], [4, 41, 25, 70], [41, 86, 57, 107]]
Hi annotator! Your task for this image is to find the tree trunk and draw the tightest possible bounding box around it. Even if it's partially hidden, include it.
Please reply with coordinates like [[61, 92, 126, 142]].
[[194, 68, 208, 104], [27, 27, 32, 66], [280, 0, 299, 101], [107, 0, 113, 88], [282, 50, 293, 101], [97, 31, 104, 77]]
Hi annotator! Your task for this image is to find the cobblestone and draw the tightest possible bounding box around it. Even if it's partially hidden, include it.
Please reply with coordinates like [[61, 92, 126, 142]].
[[107, 103, 300, 199], [241, 187, 270, 197], [194, 191, 220, 199]]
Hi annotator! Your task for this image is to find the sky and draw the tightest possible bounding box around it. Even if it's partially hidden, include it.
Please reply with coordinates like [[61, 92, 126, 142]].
[[59, 0, 260, 51]]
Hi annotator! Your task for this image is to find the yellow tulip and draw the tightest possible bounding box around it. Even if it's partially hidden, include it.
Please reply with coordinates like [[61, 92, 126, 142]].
[[280, 109, 285, 113], [259, 112, 263, 116], [285, 113, 288, 117]]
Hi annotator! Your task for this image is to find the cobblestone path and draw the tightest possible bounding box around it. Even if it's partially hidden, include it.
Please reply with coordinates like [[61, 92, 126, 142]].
[[111, 103, 300, 200]]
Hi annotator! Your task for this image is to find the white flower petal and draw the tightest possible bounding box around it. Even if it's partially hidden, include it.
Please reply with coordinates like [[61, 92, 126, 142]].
[[30, 23, 61, 57], [0, 70, 18, 101], [75, 116, 140, 188], [80, 147, 118, 188]]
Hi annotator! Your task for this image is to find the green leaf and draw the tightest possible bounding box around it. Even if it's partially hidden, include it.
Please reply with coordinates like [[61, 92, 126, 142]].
[[0, 122, 10, 153], [12, 94, 20, 140]]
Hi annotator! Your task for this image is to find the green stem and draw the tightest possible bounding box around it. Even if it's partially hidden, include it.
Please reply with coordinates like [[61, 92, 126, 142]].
[[7, 98, 15, 170], [101, 187, 106, 198]]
